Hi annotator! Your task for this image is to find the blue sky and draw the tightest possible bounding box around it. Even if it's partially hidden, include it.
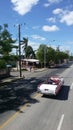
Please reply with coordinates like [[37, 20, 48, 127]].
[[0, 0, 73, 55]]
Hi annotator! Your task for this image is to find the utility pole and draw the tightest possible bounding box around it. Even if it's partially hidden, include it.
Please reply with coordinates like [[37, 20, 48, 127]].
[[44, 46, 46, 68], [18, 24, 22, 77]]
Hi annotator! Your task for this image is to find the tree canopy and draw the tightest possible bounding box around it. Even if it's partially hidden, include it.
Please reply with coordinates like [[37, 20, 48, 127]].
[[0, 24, 15, 55], [0, 24, 16, 67], [36, 44, 69, 67]]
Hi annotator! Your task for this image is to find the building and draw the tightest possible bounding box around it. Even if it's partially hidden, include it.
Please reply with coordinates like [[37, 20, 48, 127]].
[[17, 58, 39, 71]]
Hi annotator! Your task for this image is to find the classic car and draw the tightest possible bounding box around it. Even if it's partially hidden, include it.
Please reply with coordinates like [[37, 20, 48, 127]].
[[37, 76, 64, 96]]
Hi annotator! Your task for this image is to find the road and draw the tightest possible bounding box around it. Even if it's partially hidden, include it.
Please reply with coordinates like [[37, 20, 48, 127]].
[[0, 63, 73, 130]]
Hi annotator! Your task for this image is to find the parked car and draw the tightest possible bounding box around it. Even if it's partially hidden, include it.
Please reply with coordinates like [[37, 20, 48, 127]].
[[6, 64, 12, 68], [37, 76, 64, 96]]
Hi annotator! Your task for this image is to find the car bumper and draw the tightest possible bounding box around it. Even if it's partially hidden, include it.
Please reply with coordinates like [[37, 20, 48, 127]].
[[37, 89, 56, 95]]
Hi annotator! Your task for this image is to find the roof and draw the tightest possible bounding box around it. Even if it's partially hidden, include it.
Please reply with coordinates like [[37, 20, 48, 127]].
[[22, 59, 39, 63]]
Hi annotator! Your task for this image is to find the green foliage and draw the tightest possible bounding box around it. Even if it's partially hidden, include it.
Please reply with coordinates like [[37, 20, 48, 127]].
[[55, 51, 69, 64], [47, 47, 55, 63], [2, 54, 19, 67], [36, 44, 69, 66], [0, 24, 15, 56], [69, 55, 73, 61], [0, 24, 16, 68], [23, 37, 28, 47], [0, 59, 6, 69], [25, 45, 35, 58], [36, 44, 47, 63]]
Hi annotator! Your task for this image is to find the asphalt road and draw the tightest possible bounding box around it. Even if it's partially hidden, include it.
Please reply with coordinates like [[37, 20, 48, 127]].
[[0, 63, 73, 130]]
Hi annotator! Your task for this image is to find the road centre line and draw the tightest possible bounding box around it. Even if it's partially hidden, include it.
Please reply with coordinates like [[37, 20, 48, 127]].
[[57, 114, 64, 130]]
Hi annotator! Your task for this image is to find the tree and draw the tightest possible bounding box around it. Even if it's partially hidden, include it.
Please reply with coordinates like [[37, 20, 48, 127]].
[[47, 47, 55, 66], [23, 37, 28, 48], [54, 50, 69, 64], [0, 24, 16, 64], [22, 37, 35, 58], [25, 45, 35, 58], [36, 43, 69, 68], [36, 44, 48, 67], [12, 45, 19, 55], [21, 37, 28, 57]]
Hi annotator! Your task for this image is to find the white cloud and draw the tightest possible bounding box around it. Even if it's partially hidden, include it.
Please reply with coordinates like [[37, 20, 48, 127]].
[[53, 8, 73, 26], [53, 8, 63, 14], [47, 17, 56, 23], [48, 0, 62, 4], [11, 0, 39, 15], [44, 3, 50, 7], [42, 25, 59, 32], [29, 40, 40, 50], [60, 11, 73, 25], [44, 0, 62, 7], [31, 35, 46, 41]]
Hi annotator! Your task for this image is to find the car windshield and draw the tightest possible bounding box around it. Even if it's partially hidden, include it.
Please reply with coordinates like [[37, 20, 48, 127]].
[[48, 79, 56, 85]]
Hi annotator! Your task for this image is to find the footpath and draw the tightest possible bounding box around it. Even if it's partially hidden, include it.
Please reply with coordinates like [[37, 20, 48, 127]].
[[0, 68, 47, 85]]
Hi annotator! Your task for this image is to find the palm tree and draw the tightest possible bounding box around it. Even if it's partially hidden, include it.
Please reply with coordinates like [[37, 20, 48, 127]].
[[22, 37, 28, 58], [25, 46, 35, 58], [21, 37, 35, 58]]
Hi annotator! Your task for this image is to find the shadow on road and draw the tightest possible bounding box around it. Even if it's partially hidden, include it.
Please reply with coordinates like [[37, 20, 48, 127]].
[[0, 78, 41, 114]]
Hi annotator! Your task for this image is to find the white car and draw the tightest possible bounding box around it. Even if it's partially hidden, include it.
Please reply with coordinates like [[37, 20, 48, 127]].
[[37, 76, 64, 96]]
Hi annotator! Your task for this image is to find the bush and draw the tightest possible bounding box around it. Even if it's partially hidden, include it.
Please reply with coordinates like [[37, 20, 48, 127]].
[[0, 60, 6, 69]]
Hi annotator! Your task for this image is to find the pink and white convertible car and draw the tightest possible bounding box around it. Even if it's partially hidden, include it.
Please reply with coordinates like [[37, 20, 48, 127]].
[[37, 76, 64, 96]]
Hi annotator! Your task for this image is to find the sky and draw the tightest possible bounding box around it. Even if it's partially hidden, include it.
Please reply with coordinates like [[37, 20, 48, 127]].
[[0, 0, 73, 55]]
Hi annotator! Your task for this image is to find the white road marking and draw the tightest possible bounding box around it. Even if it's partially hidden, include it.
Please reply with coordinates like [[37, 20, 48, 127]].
[[70, 83, 73, 90], [57, 114, 64, 130]]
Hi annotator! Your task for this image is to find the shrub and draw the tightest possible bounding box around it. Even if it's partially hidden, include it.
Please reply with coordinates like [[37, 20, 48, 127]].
[[0, 59, 6, 69]]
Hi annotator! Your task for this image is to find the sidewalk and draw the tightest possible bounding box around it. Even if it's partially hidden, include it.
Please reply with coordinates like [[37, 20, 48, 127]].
[[0, 68, 47, 85]]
